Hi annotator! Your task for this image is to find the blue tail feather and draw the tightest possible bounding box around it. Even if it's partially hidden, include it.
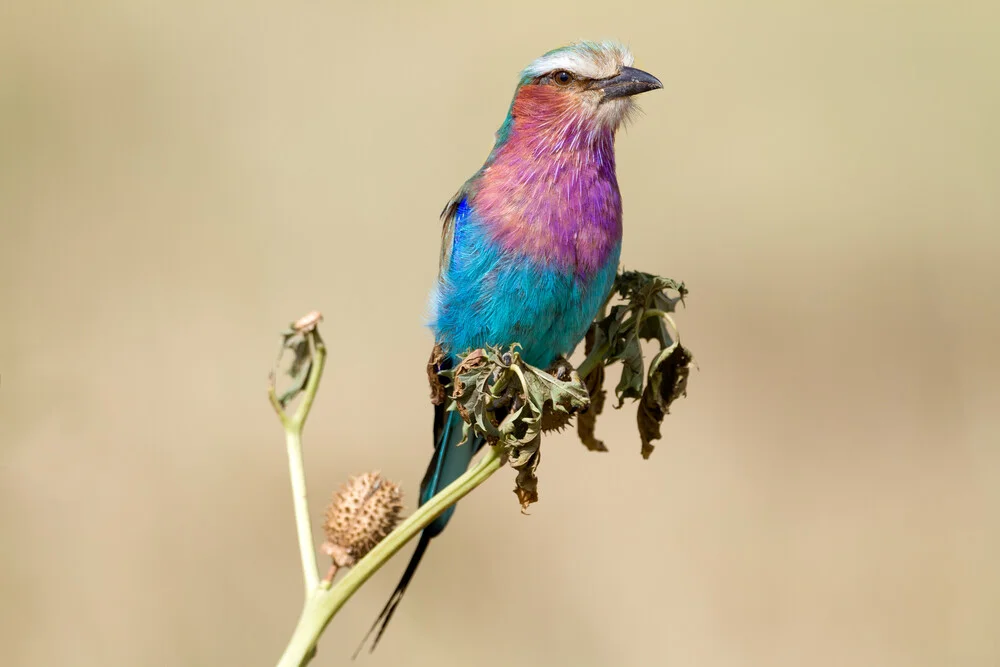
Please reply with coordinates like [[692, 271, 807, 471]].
[[355, 405, 485, 655]]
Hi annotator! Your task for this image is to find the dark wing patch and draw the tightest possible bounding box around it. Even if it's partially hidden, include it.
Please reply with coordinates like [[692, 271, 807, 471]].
[[438, 193, 461, 279]]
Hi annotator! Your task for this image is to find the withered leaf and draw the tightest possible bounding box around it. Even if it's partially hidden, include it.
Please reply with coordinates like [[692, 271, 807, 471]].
[[539, 357, 576, 432], [577, 326, 609, 452], [638, 342, 693, 459], [577, 370, 608, 452], [575, 270, 693, 456], [449, 345, 589, 510], [427, 343, 448, 406], [613, 336, 644, 407], [275, 330, 313, 408], [637, 311, 672, 347], [522, 360, 589, 420], [512, 448, 540, 511], [451, 349, 495, 439], [439, 270, 693, 510], [540, 409, 572, 433], [616, 271, 687, 311]]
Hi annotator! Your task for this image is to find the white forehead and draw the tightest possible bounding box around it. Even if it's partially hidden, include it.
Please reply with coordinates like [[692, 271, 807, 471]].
[[522, 41, 634, 81]]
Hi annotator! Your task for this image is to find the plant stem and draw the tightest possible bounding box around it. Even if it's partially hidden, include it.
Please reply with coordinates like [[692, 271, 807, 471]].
[[270, 330, 327, 596], [276, 444, 504, 667], [290, 331, 326, 428], [286, 427, 319, 594], [577, 341, 610, 380]]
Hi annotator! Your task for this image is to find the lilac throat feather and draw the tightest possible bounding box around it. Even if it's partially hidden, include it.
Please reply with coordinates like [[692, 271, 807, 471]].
[[468, 83, 624, 278]]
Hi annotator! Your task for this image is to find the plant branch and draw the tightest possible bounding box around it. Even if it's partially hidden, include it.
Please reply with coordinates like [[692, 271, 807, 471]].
[[271, 329, 327, 596], [291, 331, 326, 428], [267, 270, 692, 664], [577, 340, 610, 380], [285, 427, 319, 594], [276, 443, 504, 667]]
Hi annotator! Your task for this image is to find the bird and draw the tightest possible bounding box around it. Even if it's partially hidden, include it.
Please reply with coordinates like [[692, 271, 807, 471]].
[[359, 40, 662, 652]]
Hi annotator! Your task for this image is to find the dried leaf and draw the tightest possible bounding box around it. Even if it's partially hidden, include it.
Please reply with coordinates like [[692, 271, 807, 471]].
[[575, 270, 693, 456], [638, 343, 693, 458], [512, 448, 540, 510], [577, 328, 608, 452], [616, 271, 687, 312], [612, 336, 644, 407], [449, 345, 589, 509], [439, 270, 693, 508], [451, 348, 497, 441], [427, 343, 448, 406], [539, 357, 576, 432], [637, 311, 672, 347], [274, 330, 312, 408]]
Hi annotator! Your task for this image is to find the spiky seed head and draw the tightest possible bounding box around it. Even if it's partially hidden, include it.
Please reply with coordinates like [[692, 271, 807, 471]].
[[322, 471, 404, 568]]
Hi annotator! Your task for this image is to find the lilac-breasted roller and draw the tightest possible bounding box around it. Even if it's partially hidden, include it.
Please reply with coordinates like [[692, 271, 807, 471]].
[[362, 41, 661, 650]]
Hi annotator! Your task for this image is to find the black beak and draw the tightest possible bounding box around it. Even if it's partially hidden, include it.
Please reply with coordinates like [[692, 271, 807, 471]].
[[599, 66, 663, 100]]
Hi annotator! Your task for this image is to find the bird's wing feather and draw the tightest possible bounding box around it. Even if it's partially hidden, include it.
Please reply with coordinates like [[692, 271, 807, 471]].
[[437, 196, 460, 278], [437, 180, 476, 279]]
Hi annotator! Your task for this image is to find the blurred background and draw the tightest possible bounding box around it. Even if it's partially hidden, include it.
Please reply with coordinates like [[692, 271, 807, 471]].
[[2, 1, 998, 665]]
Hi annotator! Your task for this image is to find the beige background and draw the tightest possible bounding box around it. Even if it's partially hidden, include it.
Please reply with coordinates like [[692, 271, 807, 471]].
[[2, 2, 998, 666]]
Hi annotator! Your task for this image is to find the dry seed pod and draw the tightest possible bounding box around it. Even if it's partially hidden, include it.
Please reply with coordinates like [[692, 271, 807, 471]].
[[292, 310, 323, 333], [322, 471, 404, 568]]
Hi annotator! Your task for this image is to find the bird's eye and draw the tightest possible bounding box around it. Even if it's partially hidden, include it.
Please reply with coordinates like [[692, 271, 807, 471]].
[[553, 71, 573, 86]]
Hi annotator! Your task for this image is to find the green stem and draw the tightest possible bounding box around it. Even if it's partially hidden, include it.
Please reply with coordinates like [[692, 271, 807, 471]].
[[276, 444, 504, 667], [285, 427, 319, 594], [577, 341, 610, 380], [291, 331, 326, 428], [271, 329, 327, 597]]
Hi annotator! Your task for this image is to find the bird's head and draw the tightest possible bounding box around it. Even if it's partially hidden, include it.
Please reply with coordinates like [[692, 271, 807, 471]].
[[506, 41, 662, 137]]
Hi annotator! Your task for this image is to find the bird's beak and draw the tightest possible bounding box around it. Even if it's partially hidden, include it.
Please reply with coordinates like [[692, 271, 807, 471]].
[[599, 66, 663, 100]]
